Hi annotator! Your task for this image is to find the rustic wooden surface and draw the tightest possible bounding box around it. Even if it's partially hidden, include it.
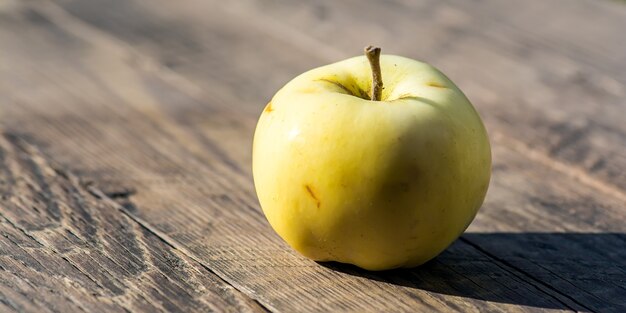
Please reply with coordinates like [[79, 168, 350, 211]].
[[1, 0, 625, 312]]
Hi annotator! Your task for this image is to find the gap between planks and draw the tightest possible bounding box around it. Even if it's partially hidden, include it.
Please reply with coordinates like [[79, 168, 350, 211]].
[[458, 237, 591, 312]]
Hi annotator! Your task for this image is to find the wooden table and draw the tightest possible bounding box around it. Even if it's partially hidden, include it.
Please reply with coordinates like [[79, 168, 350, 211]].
[[1, 0, 625, 312]]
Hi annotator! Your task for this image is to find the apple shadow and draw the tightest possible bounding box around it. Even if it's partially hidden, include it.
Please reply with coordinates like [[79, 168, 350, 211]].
[[319, 233, 626, 311]]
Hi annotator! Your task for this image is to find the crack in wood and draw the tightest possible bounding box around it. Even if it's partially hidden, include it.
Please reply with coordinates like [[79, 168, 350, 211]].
[[103, 189, 136, 200], [0, 212, 45, 248]]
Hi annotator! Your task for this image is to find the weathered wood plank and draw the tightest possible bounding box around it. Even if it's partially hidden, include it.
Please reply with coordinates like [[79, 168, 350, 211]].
[[462, 232, 626, 313], [52, 0, 626, 193], [465, 144, 626, 313], [0, 134, 266, 313], [2, 0, 625, 312]]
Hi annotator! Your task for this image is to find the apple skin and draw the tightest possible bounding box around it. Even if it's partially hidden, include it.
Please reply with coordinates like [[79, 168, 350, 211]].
[[253, 55, 491, 271]]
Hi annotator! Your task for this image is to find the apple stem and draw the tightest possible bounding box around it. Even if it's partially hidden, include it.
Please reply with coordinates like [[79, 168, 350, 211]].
[[364, 46, 383, 101]]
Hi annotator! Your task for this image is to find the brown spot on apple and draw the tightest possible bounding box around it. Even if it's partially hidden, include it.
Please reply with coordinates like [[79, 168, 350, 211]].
[[398, 182, 411, 193], [304, 184, 321, 208], [264, 101, 274, 113]]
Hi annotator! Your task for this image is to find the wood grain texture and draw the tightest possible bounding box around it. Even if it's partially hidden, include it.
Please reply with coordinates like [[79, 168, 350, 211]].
[[1, 0, 625, 312], [0, 134, 265, 313]]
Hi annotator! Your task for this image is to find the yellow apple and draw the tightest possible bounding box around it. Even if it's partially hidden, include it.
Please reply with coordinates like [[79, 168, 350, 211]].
[[253, 48, 491, 271]]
